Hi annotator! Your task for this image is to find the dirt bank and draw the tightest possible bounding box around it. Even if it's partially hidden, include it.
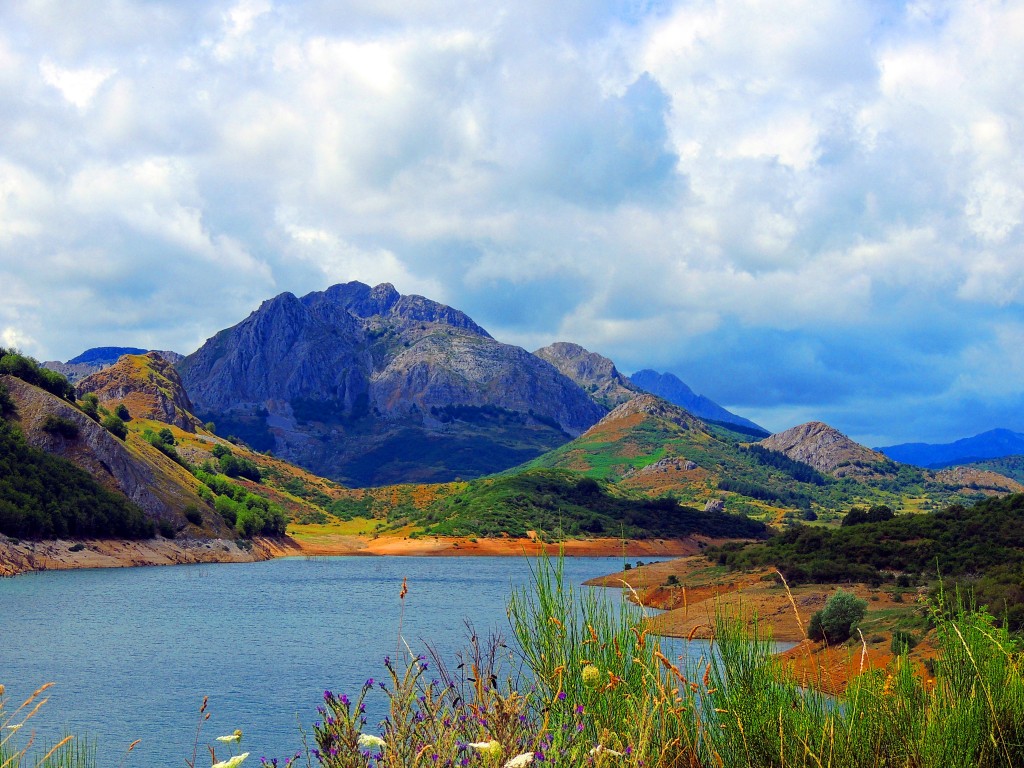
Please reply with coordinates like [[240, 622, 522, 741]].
[[0, 535, 287, 576]]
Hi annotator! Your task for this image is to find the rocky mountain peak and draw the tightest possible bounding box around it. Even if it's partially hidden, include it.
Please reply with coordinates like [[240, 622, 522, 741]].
[[178, 281, 601, 485], [533, 342, 638, 409], [759, 421, 888, 477]]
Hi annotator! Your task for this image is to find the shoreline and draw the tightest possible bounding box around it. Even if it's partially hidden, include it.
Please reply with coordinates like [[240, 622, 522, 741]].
[[0, 532, 708, 576]]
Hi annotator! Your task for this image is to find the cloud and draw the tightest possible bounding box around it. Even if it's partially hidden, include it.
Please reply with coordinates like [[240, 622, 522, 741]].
[[0, 0, 1022, 444]]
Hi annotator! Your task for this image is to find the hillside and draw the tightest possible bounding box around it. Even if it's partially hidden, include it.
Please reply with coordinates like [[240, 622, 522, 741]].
[[77, 352, 202, 432], [629, 369, 766, 433], [0, 373, 228, 538], [178, 281, 603, 486], [879, 428, 1024, 468], [516, 395, 1019, 524]]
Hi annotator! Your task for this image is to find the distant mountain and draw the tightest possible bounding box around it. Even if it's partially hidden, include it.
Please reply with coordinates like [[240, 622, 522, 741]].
[[628, 369, 767, 434], [758, 421, 889, 478], [178, 281, 604, 486], [878, 428, 1024, 468], [533, 342, 639, 409], [44, 347, 184, 384], [68, 347, 148, 365]]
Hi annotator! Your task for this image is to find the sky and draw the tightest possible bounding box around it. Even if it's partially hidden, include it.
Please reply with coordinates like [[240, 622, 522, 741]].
[[1, 0, 1022, 447]]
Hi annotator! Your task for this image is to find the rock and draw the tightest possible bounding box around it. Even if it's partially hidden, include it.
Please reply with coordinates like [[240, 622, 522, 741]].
[[532, 342, 639, 410]]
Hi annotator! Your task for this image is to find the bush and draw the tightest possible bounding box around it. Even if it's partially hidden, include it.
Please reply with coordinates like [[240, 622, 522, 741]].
[[184, 505, 203, 526], [157, 518, 176, 538], [115, 403, 130, 420], [158, 427, 175, 446], [41, 414, 80, 438], [80, 393, 100, 421], [101, 414, 128, 440], [808, 589, 868, 643], [891, 630, 918, 655]]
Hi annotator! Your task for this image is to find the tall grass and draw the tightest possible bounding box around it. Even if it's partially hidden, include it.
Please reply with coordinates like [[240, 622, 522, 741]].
[[0, 684, 95, 768], [307, 555, 1024, 768]]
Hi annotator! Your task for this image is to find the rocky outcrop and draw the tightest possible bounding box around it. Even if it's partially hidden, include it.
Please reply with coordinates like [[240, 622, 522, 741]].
[[533, 342, 639, 410], [77, 352, 202, 432], [629, 369, 766, 433], [759, 422, 889, 477], [178, 281, 604, 486]]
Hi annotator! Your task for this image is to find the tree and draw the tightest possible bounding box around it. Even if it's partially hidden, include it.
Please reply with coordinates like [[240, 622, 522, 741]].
[[80, 393, 100, 421], [158, 427, 175, 446], [115, 403, 130, 420], [101, 414, 128, 440], [808, 589, 868, 643]]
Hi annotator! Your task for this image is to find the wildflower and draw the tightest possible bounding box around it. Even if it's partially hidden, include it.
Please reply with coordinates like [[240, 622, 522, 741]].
[[211, 753, 249, 768], [468, 740, 502, 756], [357, 733, 386, 750], [589, 745, 624, 757], [582, 665, 601, 689], [503, 753, 534, 767], [216, 730, 243, 743]]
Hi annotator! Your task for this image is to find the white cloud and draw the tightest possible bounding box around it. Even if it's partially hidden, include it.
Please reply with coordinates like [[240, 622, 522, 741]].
[[39, 58, 115, 109]]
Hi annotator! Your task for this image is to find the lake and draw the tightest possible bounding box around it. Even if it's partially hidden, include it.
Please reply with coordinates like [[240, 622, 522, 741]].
[[0, 555, 695, 766]]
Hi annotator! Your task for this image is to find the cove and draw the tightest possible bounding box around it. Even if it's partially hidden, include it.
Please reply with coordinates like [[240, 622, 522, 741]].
[[1, 555, 686, 767]]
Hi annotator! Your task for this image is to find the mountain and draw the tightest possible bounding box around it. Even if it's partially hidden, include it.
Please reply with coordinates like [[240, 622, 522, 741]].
[[878, 428, 1024, 468], [628, 369, 767, 434], [758, 421, 890, 478], [532, 342, 640, 409], [77, 352, 202, 432], [178, 281, 604, 486], [44, 347, 184, 384]]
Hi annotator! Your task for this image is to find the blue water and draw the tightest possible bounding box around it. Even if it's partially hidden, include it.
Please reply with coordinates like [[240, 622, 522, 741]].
[[0, 556, 690, 767]]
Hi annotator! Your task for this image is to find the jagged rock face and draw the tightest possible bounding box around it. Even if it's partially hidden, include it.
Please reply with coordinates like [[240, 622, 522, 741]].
[[628, 369, 765, 433], [178, 281, 604, 486], [759, 421, 889, 477], [533, 342, 638, 410], [77, 353, 202, 432], [2, 375, 222, 534]]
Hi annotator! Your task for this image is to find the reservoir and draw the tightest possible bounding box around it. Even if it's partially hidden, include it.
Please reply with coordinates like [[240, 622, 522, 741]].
[[1, 555, 688, 766]]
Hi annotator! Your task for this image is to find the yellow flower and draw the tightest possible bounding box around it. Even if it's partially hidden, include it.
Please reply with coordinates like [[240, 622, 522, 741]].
[[582, 664, 602, 689], [211, 753, 249, 768], [216, 730, 243, 743]]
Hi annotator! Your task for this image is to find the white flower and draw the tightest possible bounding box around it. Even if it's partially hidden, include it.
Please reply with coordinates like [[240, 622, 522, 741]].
[[357, 733, 386, 750], [589, 745, 624, 757], [469, 740, 502, 756], [216, 730, 243, 743], [502, 753, 534, 768], [211, 753, 249, 768]]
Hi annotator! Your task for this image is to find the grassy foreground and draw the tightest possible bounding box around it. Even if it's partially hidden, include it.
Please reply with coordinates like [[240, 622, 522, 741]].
[[4, 557, 1024, 768]]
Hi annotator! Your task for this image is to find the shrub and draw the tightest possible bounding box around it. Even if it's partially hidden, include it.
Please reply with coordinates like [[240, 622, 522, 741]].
[[101, 414, 128, 440], [80, 393, 100, 421], [184, 505, 203, 526], [157, 518, 176, 538], [891, 630, 918, 655], [114, 403, 130, 420], [42, 414, 80, 438], [808, 589, 868, 643], [158, 427, 175, 446]]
